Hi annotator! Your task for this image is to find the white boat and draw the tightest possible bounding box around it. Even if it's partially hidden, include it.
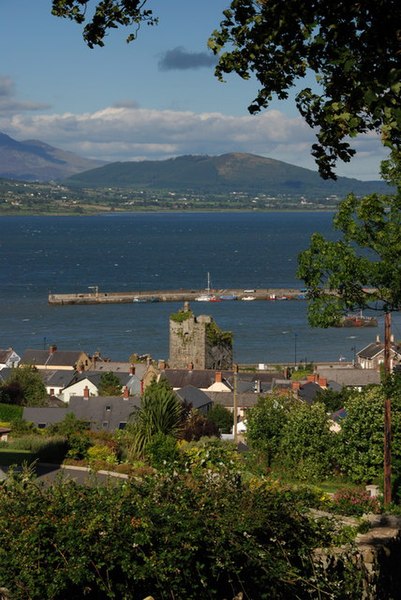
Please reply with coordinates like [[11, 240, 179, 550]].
[[242, 296, 255, 301], [195, 272, 214, 301]]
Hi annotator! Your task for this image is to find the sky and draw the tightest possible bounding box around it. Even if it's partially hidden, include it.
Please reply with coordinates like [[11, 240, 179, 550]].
[[0, 0, 388, 180]]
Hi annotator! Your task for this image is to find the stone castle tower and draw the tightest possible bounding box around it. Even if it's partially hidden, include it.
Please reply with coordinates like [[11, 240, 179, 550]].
[[169, 302, 233, 370]]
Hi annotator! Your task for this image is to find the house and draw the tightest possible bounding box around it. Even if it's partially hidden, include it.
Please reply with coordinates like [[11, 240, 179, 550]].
[[23, 388, 141, 432], [20, 345, 91, 371], [0, 427, 11, 441], [315, 367, 381, 391], [61, 370, 142, 403], [40, 370, 77, 400], [0, 348, 20, 370], [356, 336, 401, 370]]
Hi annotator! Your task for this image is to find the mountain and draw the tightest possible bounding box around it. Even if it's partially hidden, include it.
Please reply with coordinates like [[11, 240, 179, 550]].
[[0, 132, 105, 181], [66, 152, 391, 197]]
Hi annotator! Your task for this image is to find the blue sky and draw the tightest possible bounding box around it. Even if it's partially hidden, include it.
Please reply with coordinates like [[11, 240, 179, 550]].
[[0, 0, 387, 179]]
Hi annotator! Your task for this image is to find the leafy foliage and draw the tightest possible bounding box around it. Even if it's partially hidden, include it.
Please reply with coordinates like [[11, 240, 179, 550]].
[[51, 0, 158, 48], [298, 190, 401, 326], [279, 402, 335, 481], [180, 409, 220, 442], [206, 403, 233, 433], [209, 1, 401, 179], [246, 393, 294, 467], [98, 371, 122, 396], [0, 366, 47, 406], [0, 464, 365, 599], [126, 380, 183, 458]]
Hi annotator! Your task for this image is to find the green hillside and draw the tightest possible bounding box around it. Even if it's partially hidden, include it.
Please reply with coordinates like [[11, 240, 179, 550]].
[[66, 152, 391, 197]]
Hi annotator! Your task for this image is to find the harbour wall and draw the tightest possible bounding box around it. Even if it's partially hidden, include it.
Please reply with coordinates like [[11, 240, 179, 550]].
[[48, 288, 306, 305]]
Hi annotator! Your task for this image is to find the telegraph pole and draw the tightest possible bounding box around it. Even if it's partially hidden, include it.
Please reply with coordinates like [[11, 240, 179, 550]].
[[384, 311, 392, 506], [233, 364, 238, 444]]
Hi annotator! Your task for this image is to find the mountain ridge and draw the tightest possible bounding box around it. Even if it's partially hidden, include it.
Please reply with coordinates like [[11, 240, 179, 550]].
[[0, 132, 105, 181], [67, 151, 390, 197]]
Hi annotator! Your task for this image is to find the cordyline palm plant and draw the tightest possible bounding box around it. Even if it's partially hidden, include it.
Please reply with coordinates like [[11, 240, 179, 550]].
[[127, 381, 183, 459]]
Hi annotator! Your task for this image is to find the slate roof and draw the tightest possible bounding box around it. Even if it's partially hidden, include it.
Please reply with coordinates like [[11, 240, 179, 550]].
[[69, 395, 141, 430], [357, 341, 401, 360], [23, 396, 141, 431], [316, 368, 380, 387], [298, 381, 322, 404], [90, 361, 147, 378], [175, 386, 213, 411], [40, 370, 77, 389], [161, 369, 230, 389], [21, 349, 86, 368], [207, 392, 261, 409], [23, 406, 69, 426]]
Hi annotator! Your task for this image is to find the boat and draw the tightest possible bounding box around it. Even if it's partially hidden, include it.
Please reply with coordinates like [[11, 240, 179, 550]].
[[242, 296, 256, 301], [133, 297, 147, 303], [334, 311, 378, 327], [195, 272, 214, 301]]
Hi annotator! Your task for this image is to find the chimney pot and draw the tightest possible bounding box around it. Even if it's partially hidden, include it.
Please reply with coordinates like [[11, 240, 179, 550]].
[[83, 385, 90, 399], [215, 371, 222, 383]]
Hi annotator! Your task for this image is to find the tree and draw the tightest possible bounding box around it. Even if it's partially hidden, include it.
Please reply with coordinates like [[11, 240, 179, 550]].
[[51, 0, 158, 48], [209, 1, 401, 179], [279, 402, 335, 481], [336, 386, 386, 483], [98, 371, 122, 396], [126, 380, 183, 458], [206, 403, 233, 434], [180, 410, 220, 442], [246, 393, 294, 467], [0, 366, 47, 406]]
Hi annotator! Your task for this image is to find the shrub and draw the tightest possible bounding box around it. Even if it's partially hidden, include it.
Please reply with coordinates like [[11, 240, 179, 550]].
[[330, 488, 381, 516]]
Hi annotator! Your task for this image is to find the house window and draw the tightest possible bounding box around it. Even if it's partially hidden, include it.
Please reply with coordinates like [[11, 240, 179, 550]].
[[38, 423, 47, 429], [102, 421, 108, 428], [106, 405, 111, 412], [118, 422, 127, 430]]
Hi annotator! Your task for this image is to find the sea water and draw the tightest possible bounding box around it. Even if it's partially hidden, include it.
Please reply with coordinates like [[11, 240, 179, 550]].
[[0, 211, 394, 364]]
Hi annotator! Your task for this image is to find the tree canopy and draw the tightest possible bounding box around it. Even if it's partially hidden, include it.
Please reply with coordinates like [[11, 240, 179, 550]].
[[297, 189, 401, 327], [51, 2, 401, 179], [209, 1, 401, 178]]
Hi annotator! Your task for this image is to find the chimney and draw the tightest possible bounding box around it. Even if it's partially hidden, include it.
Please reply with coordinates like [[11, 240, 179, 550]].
[[140, 380, 144, 395], [254, 379, 261, 394], [49, 345, 57, 354], [123, 386, 129, 400], [83, 385, 89, 400], [130, 364, 136, 375], [158, 359, 166, 370], [376, 335, 380, 343], [318, 377, 328, 388], [215, 371, 222, 383]]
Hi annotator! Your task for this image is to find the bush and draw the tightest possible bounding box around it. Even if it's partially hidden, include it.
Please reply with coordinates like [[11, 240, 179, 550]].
[[329, 488, 381, 516]]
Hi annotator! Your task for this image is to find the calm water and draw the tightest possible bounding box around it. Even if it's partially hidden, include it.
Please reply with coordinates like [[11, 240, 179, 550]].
[[0, 212, 394, 364]]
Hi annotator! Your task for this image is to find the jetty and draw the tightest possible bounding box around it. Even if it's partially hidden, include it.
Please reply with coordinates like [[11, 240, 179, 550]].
[[48, 288, 307, 305]]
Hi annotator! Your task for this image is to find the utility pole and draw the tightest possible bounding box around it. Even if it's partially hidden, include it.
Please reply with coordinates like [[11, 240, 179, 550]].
[[384, 311, 392, 506], [233, 364, 238, 444]]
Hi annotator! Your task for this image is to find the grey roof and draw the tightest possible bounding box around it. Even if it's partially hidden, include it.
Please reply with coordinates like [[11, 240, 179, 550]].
[[207, 392, 261, 409], [0, 348, 19, 363], [90, 361, 147, 378], [40, 370, 77, 388], [21, 348, 87, 368], [161, 369, 226, 389], [357, 341, 401, 360], [316, 367, 381, 387], [23, 407, 69, 425], [175, 386, 213, 411], [23, 396, 141, 431], [299, 382, 322, 404], [63, 371, 141, 394], [69, 396, 141, 430]]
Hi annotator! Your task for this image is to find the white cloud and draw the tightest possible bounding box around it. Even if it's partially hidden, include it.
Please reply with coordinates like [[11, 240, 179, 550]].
[[1, 103, 385, 179]]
